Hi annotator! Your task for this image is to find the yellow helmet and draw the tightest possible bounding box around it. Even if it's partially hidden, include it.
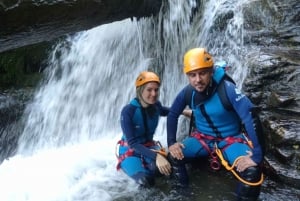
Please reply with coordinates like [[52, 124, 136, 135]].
[[183, 48, 214, 74], [135, 71, 160, 87]]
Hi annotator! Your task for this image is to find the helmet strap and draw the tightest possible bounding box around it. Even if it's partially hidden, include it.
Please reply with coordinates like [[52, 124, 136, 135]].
[[206, 78, 213, 95]]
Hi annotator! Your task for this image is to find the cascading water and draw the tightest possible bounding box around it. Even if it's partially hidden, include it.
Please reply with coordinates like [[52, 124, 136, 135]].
[[17, 20, 154, 154], [0, 0, 297, 200]]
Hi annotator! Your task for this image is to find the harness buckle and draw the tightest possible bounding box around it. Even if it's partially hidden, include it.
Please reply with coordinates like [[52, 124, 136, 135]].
[[210, 142, 221, 171]]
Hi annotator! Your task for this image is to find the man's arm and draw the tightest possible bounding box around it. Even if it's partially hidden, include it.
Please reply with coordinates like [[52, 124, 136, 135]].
[[225, 81, 263, 164], [167, 89, 188, 146]]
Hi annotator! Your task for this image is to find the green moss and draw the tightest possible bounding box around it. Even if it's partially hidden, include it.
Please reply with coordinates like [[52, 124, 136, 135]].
[[0, 42, 52, 89]]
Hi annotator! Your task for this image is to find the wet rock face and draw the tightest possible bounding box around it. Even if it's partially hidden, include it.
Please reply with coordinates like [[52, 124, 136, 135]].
[[242, 0, 300, 188], [0, 0, 162, 53], [0, 89, 33, 162]]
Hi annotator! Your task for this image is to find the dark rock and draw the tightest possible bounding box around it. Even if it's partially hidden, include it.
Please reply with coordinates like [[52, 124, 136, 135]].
[[264, 115, 300, 144], [0, 42, 50, 88], [267, 92, 295, 108], [263, 154, 300, 189], [273, 148, 296, 164], [242, 7, 300, 185], [0, 89, 33, 162], [0, 0, 162, 53]]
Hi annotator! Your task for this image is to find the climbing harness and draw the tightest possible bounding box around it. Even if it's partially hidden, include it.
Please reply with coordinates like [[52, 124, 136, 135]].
[[115, 140, 167, 170], [190, 131, 222, 170], [190, 130, 252, 171], [210, 149, 221, 171]]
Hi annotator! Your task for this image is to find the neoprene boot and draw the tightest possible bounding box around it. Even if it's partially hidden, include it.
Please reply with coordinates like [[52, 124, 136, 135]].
[[132, 172, 155, 188], [235, 166, 262, 201], [167, 154, 189, 187]]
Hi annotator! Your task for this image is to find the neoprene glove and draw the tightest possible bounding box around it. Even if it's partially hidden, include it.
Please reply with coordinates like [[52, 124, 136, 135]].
[[156, 153, 171, 176]]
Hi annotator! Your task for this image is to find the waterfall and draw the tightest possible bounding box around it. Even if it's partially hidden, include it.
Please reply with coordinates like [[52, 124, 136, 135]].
[[18, 0, 250, 154], [17, 19, 155, 153], [0, 0, 256, 200]]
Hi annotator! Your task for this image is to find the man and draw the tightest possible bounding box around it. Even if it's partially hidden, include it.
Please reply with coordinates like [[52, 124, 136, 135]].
[[167, 48, 264, 200]]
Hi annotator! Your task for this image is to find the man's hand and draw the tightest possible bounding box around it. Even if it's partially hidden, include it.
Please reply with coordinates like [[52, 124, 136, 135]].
[[235, 151, 257, 172], [182, 109, 192, 118], [169, 142, 185, 160], [156, 154, 171, 176]]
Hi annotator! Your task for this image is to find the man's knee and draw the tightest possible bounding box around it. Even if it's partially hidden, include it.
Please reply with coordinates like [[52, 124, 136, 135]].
[[239, 166, 262, 182]]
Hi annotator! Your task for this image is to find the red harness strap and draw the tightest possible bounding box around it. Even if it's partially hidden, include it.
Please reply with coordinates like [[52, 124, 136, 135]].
[[221, 136, 248, 151], [116, 140, 156, 170], [116, 148, 134, 170], [190, 130, 249, 171], [190, 131, 218, 154], [190, 130, 248, 151]]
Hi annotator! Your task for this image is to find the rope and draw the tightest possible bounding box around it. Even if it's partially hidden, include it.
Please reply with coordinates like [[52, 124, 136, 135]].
[[151, 149, 168, 157], [152, 141, 168, 157], [215, 147, 264, 186]]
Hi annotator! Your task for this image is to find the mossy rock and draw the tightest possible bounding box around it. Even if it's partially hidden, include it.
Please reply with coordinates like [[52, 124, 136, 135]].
[[0, 42, 52, 89]]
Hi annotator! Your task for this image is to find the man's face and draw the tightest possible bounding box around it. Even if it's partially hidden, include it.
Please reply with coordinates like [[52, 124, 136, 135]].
[[187, 68, 213, 92]]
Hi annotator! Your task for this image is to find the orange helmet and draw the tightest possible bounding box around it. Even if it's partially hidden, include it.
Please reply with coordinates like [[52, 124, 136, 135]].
[[135, 71, 160, 87], [183, 48, 214, 74]]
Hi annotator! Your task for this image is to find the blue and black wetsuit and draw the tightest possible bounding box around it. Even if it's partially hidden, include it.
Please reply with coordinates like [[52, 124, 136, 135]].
[[167, 67, 262, 163], [167, 66, 263, 199], [117, 98, 169, 186]]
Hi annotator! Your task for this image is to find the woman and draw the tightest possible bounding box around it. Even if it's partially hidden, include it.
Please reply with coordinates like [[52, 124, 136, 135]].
[[116, 71, 172, 187]]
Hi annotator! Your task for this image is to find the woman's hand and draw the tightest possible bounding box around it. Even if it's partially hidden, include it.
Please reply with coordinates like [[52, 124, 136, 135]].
[[235, 151, 257, 172], [168, 142, 185, 160], [156, 154, 171, 175]]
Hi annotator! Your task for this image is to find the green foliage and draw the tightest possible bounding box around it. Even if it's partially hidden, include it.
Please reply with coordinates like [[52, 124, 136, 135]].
[[0, 42, 51, 89]]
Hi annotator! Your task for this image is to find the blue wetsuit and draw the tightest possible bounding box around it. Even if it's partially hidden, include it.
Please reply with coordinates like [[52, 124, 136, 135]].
[[117, 98, 169, 184], [167, 67, 263, 165]]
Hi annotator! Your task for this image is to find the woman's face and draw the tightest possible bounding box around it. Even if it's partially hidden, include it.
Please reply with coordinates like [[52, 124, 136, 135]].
[[187, 68, 213, 92], [140, 82, 160, 106]]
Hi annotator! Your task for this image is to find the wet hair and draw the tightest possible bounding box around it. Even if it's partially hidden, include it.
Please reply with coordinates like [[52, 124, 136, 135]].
[[136, 85, 145, 100]]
